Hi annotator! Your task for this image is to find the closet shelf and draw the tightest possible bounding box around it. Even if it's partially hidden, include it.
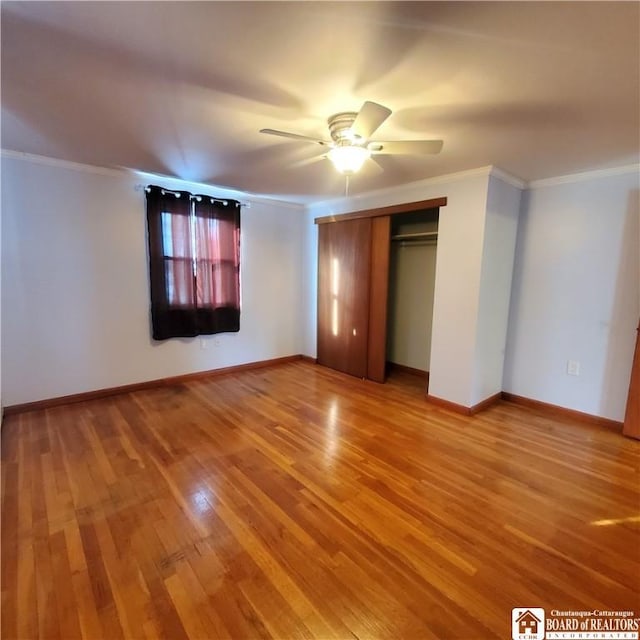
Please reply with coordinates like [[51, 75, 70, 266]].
[[391, 231, 438, 242]]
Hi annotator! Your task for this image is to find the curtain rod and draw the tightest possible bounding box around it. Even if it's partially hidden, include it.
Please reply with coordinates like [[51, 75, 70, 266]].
[[134, 183, 251, 208]]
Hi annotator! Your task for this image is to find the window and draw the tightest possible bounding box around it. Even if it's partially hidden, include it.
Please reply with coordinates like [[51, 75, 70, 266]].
[[146, 185, 241, 340]]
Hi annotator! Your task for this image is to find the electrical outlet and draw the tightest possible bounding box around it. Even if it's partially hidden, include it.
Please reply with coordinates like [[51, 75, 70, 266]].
[[567, 360, 580, 376], [200, 338, 208, 350]]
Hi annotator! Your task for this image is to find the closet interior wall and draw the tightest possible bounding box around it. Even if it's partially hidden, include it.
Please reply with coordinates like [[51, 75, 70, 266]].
[[387, 211, 439, 376]]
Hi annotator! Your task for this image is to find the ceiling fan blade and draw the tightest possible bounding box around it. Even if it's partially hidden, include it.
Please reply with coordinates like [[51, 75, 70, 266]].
[[365, 156, 384, 175], [351, 101, 392, 140], [369, 139, 444, 155], [291, 153, 328, 168], [259, 129, 330, 146]]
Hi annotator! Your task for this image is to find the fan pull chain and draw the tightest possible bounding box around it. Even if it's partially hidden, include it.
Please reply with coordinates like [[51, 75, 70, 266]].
[[345, 175, 350, 197]]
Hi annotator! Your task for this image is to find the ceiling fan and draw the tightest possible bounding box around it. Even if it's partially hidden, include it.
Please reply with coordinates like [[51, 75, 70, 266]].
[[259, 101, 443, 176]]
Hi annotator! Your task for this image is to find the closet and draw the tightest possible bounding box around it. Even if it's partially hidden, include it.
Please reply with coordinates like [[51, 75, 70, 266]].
[[387, 210, 439, 377], [316, 198, 446, 383]]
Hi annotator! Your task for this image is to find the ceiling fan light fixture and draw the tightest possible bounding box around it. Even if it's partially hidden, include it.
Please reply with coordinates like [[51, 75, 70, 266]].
[[259, 100, 443, 178], [328, 145, 370, 175]]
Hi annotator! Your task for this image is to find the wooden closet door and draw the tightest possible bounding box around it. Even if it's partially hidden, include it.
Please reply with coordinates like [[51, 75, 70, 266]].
[[623, 323, 640, 439], [317, 218, 372, 378], [367, 216, 391, 382]]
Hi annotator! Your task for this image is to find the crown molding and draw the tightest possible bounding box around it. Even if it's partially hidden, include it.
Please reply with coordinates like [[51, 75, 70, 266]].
[[309, 165, 496, 213], [130, 169, 305, 211], [528, 164, 640, 188], [4, 148, 636, 207], [309, 161, 637, 213], [489, 166, 527, 189], [1, 149, 125, 177], [309, 165, 529, 214], [1, 149, 306, 210]]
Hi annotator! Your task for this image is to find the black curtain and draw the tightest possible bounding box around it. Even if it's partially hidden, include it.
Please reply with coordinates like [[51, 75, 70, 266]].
[[146, 185, 241, 340]]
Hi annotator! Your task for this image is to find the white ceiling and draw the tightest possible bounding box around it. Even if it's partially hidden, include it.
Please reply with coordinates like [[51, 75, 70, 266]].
[[2, 1, 639, 203]]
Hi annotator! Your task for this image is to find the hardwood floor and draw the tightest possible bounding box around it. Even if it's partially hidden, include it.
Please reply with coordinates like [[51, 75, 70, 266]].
[[2, 361, 639, 639]]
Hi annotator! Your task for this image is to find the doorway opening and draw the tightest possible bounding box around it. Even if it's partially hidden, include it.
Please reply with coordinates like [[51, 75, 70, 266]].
[[386, 209, 439, 392]]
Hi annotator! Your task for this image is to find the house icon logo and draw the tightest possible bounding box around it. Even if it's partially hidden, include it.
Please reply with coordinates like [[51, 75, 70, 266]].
[[512, 608, 545, 640]]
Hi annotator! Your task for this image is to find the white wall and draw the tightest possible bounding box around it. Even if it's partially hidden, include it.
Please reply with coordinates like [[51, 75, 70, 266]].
[[471, 175, 522, 405], [387, 242, 438, 371], [305, 168, 494, 407], [503, 169, 640, 422], [301, 207, 318, 361], [428, 175, 491, 406], [1, 153, 306, 406], [5, 152, 634, 422]]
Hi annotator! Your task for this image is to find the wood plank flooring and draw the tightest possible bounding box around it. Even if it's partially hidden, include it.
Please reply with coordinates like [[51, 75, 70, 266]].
[[2, 361, 639, 639]]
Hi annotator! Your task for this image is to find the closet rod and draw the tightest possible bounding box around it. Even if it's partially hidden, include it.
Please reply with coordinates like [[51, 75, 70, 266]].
[[391, 231, 438, 241]]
